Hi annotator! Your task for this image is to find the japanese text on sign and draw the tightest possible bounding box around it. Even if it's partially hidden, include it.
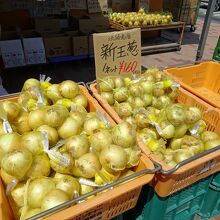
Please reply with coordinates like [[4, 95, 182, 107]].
[[93, 28, 141, 79]]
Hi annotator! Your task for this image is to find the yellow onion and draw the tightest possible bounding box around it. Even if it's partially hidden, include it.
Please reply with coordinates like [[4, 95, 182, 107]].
[[166, 104, 186, 126], [140, 81, 153, 94], [46, 84, 62, 103], [73, 94, 88, 108], [132, 97, 146, 109], [124, 147, 141, 168], [114, 77, 125, 88], [114, 102, 132, 118], [44, 105, 68, 128], [12, 111, 31, 134], [1, 148, 33, 180], [153, 87, 164, 97], [137, 128, 158, 142], [201, 131, 219, 142], [83, 116, 103, 135], [100, 92, 115, 105], [80, 183, 95, 195], [75, 153, 101, 178], [58, 117, 81, 139], [135, 113, 148, 129], [185, 106, 202, 124], [112, 122, 136, 148], [65, 135, 89, 159], [90, 129, 112, 152], [56, 98, 73, 110], [41, 189, 69, 211], [2, 101, 21, 121], [173, 149, 194, 163], [37, 125, 59, 146], [166, 160, 177, 167], [59, 80, 79, 99], [152, 95, 171, 110], [128, 84, 142, 97], [54, 174, 80, 199], [0, 168, 15, 184], [24, 208, 42, 219], [22, 78, 40, 91], [174, 124, 188, 138], [204, 139, 220, 151], [69, 111, 86, 127], [124, 116, 136, 128], [142, 94, 152, 107], [28, 177, 55, 209], [28, 108, 46, 130], [170, 138, 183, 150], [98, 77, 114, 92], [100, 145, 127, 173], [0, 132, 21, 155], [10, 182, 25, 207], [17, 92, 32, 108], [21, 131, 43, 155], [95, 167, 121, 184], [160, 121, 175, 139], [26, 154, 51, 178], [113, 87, 128, 102]]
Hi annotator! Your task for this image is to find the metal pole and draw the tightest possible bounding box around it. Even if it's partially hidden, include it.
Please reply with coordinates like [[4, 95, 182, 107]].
[[196, 0, 217, 61]]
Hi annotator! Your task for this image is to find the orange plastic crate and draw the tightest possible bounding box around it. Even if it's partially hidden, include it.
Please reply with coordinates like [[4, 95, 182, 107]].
[[90, 82, 220, 197], [165, 61, 220, 109], [0, 86, 155, 220]]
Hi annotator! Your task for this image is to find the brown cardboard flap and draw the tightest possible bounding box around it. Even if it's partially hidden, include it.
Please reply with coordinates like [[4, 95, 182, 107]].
[[72, 36, 88, 56]]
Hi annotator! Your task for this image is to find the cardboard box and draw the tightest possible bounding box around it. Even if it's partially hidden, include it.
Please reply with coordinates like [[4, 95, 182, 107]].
[[72, 35, 88, 56], [0, 39, 26, 68], [35, 18, 60, 33], [111, 0, 133, 12], [89, 35, 94, 55], [43, 35, 72, 58]]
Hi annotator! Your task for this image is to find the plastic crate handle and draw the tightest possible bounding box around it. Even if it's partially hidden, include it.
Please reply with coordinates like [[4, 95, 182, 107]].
[[26, 161, 161, 220], [86, 80, 96, 92], [160, 145, 220, 175]]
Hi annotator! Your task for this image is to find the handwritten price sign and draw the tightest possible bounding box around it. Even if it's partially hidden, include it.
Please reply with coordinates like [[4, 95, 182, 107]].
[[93, 28, 141, 79]]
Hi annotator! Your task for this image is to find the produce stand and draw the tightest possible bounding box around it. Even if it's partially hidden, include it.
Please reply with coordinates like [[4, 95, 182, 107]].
[[110, 21, 185, 54]]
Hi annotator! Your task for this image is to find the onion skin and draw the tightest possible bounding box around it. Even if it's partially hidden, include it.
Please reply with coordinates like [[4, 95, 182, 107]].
[[37, 125, 59, 146], [80, 184, 95, 195], [174, 124, 188, 138], [22, 78, 40, 91], [201, 131, 219, 142], [83, 117, 102, 135], [41, 189, 69, 211], [170, 138, 183, 150], [11, 182, 25, 207], [1, 148, 33, 180], [173, 150, 194, 163], [75, 153, 101, 178], [28, 177, 56, 209], [114, 102, 132, 118], [58, 117, 81, 139], [24, 208, 42, 219], [59, 80, 79, 99], [0, 168, 15, 185], [2, 101, 21, 122], [21, 131, 43, 155], [26, 154, 51, 178], [46, 84, 62, 103], [140, 81, 153, 94], [185, 106, 202, 124], [73, 94, 88, 108], [166, 104, 186, 126], [204, 139, 220, 151], [13, 111, 31, 134], [28, 109, 46, 130], [114, 77, 125, 88], [128, 84, 142, 97], [113, 87, 128, 102], [100, 92, 115, 105], [65, 135, 89, 159], [98, 77, 115, 92], [69, 111, 86, 127]]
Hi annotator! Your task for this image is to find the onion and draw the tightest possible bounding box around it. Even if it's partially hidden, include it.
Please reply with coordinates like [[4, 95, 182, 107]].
[[170, 138, 183, 150], [22, 78, 40, 91], [166, 160, 177, 167], [75, 153, 101, 178], [201, 131, 219, 142], [98, 77, 114, 92], [85, 112, 98, 120], [90, 129, 112, 152], [114, 77, 125, 88], [142, 94, 152, 107], [50, 152, 74, 175], [45, 105, 68, 128], [28, 177, 55, 208], [41, 189, 69, 211], [112, 122, 136, 148], [26, 154, 51, 178], [73, 94, 88, 108], [124, 77, 132, 86], [135, 113, 148, 129], [65, 135, 89, 158], [100, 145, 127, 172], [174, 124, 188, 138], [166, 104, 186, 126], [100, 92, 115, 105], [190, 120, 206, 136], [46, 84, 62, 103], [28, 109, 46, 130], [160, 121, 175, 139], [10, 182, 25, 207], [120, 170, 134, 179], [58, 117, 81, 139], [37, 125, 59, 146], [83, 116, 102, 135], [12, 111, 31, 134], [124, 116, 136, 128], [55, 174, 80, 199], [153, 88, 164, 97], [21, 131, 43, 155], [69, 111, 86, 127], [24, 208, 42, 219], [0, 168, 15, 184], [137, 128, 158, 143], [204, 139, 220, 151], [1, 148, 32, 180], [152, 95, 171, 110], [185, 106, 202, 124], [80, 184, 95, 195], [113, 87, 128, 102], [56, 98, 73, 110], [114, 102, 132, 118], [168, 88, 178, 101], [163, 149, 174, 162], [125, 147, 141, 168], [95, 167, 120, 184], [128, 84, 142, 97], [0, 132, 21, 155], [0, 122, 5, 136], [2, 101, 21, 121], [17, 92, 31, 108], [59, 80, 79, 99], [133, 97, 145, 109], [140, 81, 153, 94], [127, 96, 135, 106], [173, 149, 194, 163], [181, 135, 200, 147]]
